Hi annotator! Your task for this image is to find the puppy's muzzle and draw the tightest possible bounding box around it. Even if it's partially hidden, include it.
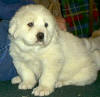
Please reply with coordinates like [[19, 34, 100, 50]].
[[36, 32, 44, 42]]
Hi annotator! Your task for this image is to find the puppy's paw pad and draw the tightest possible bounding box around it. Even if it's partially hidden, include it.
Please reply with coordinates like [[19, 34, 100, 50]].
[[18, 82, 35, 90], [32, 86, 53, 96], [11, 76, 21, 84]]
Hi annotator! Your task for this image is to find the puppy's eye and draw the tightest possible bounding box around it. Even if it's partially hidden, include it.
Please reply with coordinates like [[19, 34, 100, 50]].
[[45, 23, 48, 28], [27, 22, 34, 27]]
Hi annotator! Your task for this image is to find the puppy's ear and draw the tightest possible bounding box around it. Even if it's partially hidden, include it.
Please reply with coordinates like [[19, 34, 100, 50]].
[[9, 18, 18, 38]]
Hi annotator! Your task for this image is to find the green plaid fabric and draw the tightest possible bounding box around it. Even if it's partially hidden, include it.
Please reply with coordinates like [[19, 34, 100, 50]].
[[61, 0, 100, 37]]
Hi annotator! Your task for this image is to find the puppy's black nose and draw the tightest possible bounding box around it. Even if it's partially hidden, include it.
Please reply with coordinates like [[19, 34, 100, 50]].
[[37, 32, 44, 41]]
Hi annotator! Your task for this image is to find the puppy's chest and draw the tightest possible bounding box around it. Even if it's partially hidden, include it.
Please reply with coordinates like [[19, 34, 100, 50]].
[[10, 40, 50, 63], [10, 44, 38, 62]]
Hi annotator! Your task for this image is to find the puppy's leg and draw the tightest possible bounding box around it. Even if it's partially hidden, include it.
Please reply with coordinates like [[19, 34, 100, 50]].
[[55, 66, 98, 88], [55, 80, 72, 88], [32, 65, 61, 96], [11, 76, 21, 84], [68, 66, 98, 86], [32, 54, 63, 96], [14, 62, 36, 90]]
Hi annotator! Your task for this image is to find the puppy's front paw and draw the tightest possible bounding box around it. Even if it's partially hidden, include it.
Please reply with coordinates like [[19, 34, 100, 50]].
[[32, 86, 54, 96], [18, 81, 36, 90], [11, 76, 21, 84]]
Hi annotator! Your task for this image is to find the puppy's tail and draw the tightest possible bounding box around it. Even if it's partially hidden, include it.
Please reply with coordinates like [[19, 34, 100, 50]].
[[91, 50, 100, 70], [89, 29, 100, 51], [83, 37, 100, 70], [89, 37, 100, 51], [91, 37, 100, 70], [83, 37, 100, 51]]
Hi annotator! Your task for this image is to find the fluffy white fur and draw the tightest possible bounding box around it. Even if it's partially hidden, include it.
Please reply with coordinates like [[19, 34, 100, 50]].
[[9, 4, 99, 96], [83, 37, 100, 68]]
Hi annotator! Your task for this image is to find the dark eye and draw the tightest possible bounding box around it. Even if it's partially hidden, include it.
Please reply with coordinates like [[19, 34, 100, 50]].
[[45, 23, 48, 28], [27, 22, 34, 27]]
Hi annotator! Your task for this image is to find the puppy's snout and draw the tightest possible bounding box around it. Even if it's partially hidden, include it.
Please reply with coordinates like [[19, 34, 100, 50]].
[[36, 32, 44, 41]]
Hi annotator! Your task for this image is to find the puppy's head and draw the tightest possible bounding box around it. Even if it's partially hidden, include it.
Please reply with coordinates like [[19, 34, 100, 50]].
[[9, 4, 58, 46]]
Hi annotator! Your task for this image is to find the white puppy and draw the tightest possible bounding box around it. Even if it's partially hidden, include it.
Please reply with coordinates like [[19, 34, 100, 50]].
[[9, 4, 99, 96], [83, 37, 100, 68]]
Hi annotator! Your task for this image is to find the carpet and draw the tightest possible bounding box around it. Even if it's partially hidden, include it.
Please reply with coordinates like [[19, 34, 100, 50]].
[[0, 72, 100, 97]]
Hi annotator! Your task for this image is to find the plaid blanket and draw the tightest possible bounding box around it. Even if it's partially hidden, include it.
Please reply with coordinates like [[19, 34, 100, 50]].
[[61, 0, 100, 37]]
